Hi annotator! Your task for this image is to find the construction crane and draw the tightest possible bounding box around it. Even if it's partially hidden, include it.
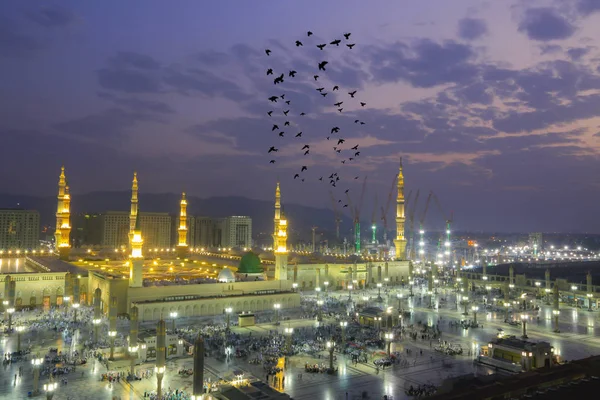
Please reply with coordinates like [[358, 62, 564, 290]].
[[346, 176, 367, 253], [380, 174, 398, 254], [407, 189, 421, 260], [371, 194, 378, 244], [418, 191, 434, 263], [431, 191, 454, 265], [329, 191, 341, 241]]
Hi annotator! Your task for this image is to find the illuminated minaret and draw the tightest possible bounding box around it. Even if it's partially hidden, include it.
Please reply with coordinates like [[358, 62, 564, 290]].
[[394, 157, 407, 260], [274, 207, 289, 280], [129, 212, 144, 288], [273, 181, 281, 251], [55, 166, 72, 260], [128, 172, 139, 250], [176, 192, 189, 258]]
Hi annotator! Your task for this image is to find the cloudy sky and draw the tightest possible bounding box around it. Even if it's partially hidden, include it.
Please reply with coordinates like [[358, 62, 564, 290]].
[[2, 0, 600, 233]]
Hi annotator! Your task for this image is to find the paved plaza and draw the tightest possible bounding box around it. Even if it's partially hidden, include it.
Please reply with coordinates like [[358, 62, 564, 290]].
[[2, 284, 600, 400]]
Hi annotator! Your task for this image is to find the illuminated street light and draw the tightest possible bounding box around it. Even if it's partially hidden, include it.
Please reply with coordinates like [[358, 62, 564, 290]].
[[169, 311, 178, 332], [384, 332, 394, 356], [31, 357, 44, 394], [92, 318, 101, 343], [521, 314, 529, 339], [340, 321, 348, 343], [273, 303, 281, 325], [15, 325, 25, 352], [43, 381, 58, 400], [225, 307, 232, 330], [377, 282, 383, 302], [72, 302, 80, 323], [108, 330, 117, 360], [317, 300, 324, 322]]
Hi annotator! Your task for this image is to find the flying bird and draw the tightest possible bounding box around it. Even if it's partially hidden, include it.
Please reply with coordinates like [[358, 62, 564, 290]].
[[334, 101, 343, 107], [284, 121, 290, 126], [279, 132, 285, 137], [345, 189, 349, 193], [267, 69, 273, 75], [343, 33, 351, 40], [355, 151, 360, 156], [354, 119, 359, 123], [335, 149, 341, 153], [285, 100, 290, 105], [268, 146, 278, 153], [307, 31, 313, 36], [295, 132, 302, 137], [300, 112, 306, 116], [343, 204, 348, 208], [330, 39, 341, 46], [267, 111, 273, 116], [333, 86, 339, 91], [321, 92, 328, 97], [314, 75, 319, 81], [302, 145, 310, 150], [338, 108, 343, 112], [319, 177, 323, 181], [289, 70, 297, 77], [274, 74, 284, 84], [331, 127, 340, 133], [316, 87, 325, 92], [360, 102, 366, 107], [301, 166, 307, 172], [317, 44, 326, 50], [265, 49, 272, 56], [354, 176, 359, 179], [346, 43, 355, 49], [270, 160, 275, 164], [341, 160, 346, 164], [348, 91, 357, 98], [351, 145, 359, 150], [294, 174, 300, 179], [268, 96, 278, 102], [295, 40, 303, 47], [281, 94, 285, 99], [304, 150, 309, 155], [360, 121, 365, 125], [272, 124, 279, 131], [283, 110, 290, 116], [326, 136, 330, 140], [337, 139, 345, 145], [349, 157, 354, 161], [318, 61, 328, 71]]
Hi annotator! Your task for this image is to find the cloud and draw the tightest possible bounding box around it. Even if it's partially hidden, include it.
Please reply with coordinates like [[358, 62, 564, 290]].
[[0, 22, 43, 58], [457, 18, 488, 40], [97, 92, 175, 114], [108, 51, 161, 70], [97, 68, 162, 93], [576, 0, 600, 16], [539, 44, 562, 55], [518, 8, 576, 41], [26, 5, 77, 28], [566, 47, 590, 61]]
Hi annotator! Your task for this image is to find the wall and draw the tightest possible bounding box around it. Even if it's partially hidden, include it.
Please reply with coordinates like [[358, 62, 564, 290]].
[[0, 272, 67, 308]]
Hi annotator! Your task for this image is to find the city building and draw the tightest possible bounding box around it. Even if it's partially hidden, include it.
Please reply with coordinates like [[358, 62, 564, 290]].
[[72, 213, 103, 247], [222, 216, 252, 249], [529, 232, 544, 254], [478, 336, 556, 373], [102, 211, 171, 250], [194, 217, 216, 248], [0, 209, 40, 250]]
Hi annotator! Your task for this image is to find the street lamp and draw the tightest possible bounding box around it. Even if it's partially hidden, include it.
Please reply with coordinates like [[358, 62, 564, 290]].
[[347, 284, 353, 300], [377, 282, 383, 302], [292, 282, 298, 292], [169, 311, 178, 332], [326, 340, 335, 372], [324, 281, 329, 294], [315, 287, 321, 299], [7, 307, 14, 331], [317, 300, 324, 322], [72, 303, 80, 323], [472, 306, 479, 326], [108, 330, 117, 360], [284, 327, 294, 352], [31, 356, 44, 394], [461, 297, 469, 316], [128, 345, 139, 377], [225, 307, 232, 330], [63, 296, 70, 316], [339, 321, 348, 343], [587, 293, 593, 311], [552, 309, 560, 333], [273, 303, 281, 325], [43, 381, 58, 400], [155, 366, 166, 399], [503, 302, 510, 322], [521, 314, 528, 339], [396, 293, 404, 314], [15, 325, 25, 352], [92, 318, 101, 343], [384, 332, 394, 356]]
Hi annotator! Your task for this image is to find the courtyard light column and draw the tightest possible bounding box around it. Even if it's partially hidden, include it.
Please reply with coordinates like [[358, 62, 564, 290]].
[[384, 332, 394, 356], [7, 307, 14, 332], [472, 306, 479, 326], [169, 311, 178, 332], [327, 340, 335, 371], [32, 356, 44, 395], [273, 303, 281, 325], [317, 300, 324, 322], [340, 321, 347, 344], [15, 325, 25, 352], [284, 327, 294, 353], [521, 314, 528, 339], [225, 307, 232, 331]]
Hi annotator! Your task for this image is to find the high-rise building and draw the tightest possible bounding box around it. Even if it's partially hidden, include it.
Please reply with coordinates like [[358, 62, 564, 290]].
[[529, 232, 543, 254], [102, 211, 129, 249], [72, 213, 103, 247], [102, 211, 171, 250], [0, 209, 40, 250], [194, 217, 218, 248], [222, 216, 252, 249]]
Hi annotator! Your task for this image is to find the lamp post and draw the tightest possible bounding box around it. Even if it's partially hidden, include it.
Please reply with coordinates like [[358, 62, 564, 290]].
[[504, 302, 510, 322], [326, 340, 335, 372], [63, 296, 70, 316], [72, 302, 80, 323], [92, 318, 101, 343], [552, 309, 560, 333], [128, 345, 139, 377], [2, 300, 8, 317], [225, 307, 232, 330], [315, 287, 321, 300], [384, 332, 394, 356], [31, 356, 44, 395], [521, 314, 528, 339], [409, 278, 414, 297], [324, 281, 329, 295], [340, 321, 347, 343], [347, 284, 353, 300], [292, 282, 298, 292], [461, 297, 469, 316], [472, 306, 479, 326], [377, 282, 383, 302], [43, 380, 58, 400], [15, 325, 25, 352], [317, 300, 324, 322], [396, 293, 404, 314], [587, 293, 593, 311], [7, 307, 14, 332], [284, 327, 294, 353], [273, 303, 281, 325], [169, 311, 178, 332], [108, 330, 117, 360]]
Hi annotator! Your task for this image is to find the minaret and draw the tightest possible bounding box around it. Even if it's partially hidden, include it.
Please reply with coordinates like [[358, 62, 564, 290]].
[[394, 157, 408, 260], [129, 172, 139, 250], [55, 166, 71, 260], [273, 181, 281, 251], [274, 207, 289, 280], [176, 192, 189, 258], [129, 212, 144, 287]]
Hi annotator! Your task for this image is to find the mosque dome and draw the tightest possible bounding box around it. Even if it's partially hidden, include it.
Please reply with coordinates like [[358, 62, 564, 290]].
[[217, 267, 236, 283], [238, 252, 263, 274]]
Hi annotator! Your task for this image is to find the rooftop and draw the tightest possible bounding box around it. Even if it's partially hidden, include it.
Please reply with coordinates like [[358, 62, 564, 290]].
[[491, 336, 551, 350]]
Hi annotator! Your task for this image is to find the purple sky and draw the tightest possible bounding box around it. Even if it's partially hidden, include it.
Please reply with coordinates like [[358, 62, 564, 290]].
[[2, 0, 600, 233]]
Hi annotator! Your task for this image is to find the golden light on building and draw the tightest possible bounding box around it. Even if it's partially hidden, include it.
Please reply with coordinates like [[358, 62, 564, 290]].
[[128, 172, 138, 250], [176, 192, 189, 258], [55, 166, 72, 259], [394, 157, 407, 260]]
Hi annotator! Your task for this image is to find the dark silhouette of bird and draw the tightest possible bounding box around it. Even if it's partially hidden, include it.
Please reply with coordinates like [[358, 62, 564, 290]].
[[355, 151, 360, 156], [267, 69, 273, 75], [302, 144, 310, 150], [265, 49, 272, 56], [360, 102, 366, 107], [333, 146, 338, 151], [338, 108, 343, 112], [281, 94, 285, 99], [351, 144, 359, 150], [295, 40, 303, 47], [307, 31, 313, 36], [279, 132, 285, 137], [317, 44, 326, 50], [270, 160, 275, 164], [354, 119, 359, 123], [321, 92, 327, 97], [285, 100, 290, 105], [301, 166, 307, 172], [301, 178, 305, 182], [326, 136, 330, 140], [331, 127, 340, 133], [295, 132, 302, 137], [284, 121, 290, 126], [354, 176, 359, 179], [283, 110, 290, 116], [316, 87, 325, 92], [343, 204, 348, 208], [345, 189, 349, 193], [294, 174, 300, 179], [268, 111, 273, 116], [289, 70, 297, 77], [274, 74, 284, 84], [337, 139, 345, 145], [348, 90, 357, 97], [300, 112, 306, 116], [314, 75, 319, 81], [349, 157, 354, 161], [329, 174, 334, 179], [341, 160, 346, 164], [319, 177, 323, 181], [268, 96, 278, 102], [304, 150, 309, 155], [334, 101, 343, 107], [318, 61, 328, 71], [330, 39, 341, 46], [336, 149, 341, 153], [333, 85, 339, 91], [360, 121, 365, 125], [272, 124, 279, 131], [346, 43, 355, 49], [268, 146, 278, 153], [344, 33, 351, 40]]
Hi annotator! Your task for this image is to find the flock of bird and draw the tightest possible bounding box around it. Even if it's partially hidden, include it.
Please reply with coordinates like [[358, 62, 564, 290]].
[[263, 31, 369, 208]]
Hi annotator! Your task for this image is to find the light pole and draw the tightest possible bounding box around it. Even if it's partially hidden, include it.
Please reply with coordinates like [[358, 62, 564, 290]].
[[292, 282, 298, 292], [587, 293, 593, 311], [326, 340, 335, 372], [273, 303, 281, 325], [169, 311, 178, 332], [377, 282, 383, 302], [504, 302, 510, 322], [521, 314, 528, 339], [43, 380, 58, 400], [72, 303, 80, 323], [284, 327, 294, 353], [15, 325, 25, 352], [63, 296, 70, 316], [324, 281, 329, 295], [93, 318, 101, 343], [2, 300, 8, 318], [225, 307, 232, 330], [461, 297, 469, 316], [384, 332, 393, 356], [32, 356, 44, 394], [552, 309, 560, 333], [315, 287, 321, 300], [7, 307, 14, 332], [108, 330, 117, 360], [347, 284, 353, 300], [317, 300, 323, 322], [340, 321, 347, 343], [396, 293, 403, 314], [472, 306, 479, 326], [128, 345, 139, 377]]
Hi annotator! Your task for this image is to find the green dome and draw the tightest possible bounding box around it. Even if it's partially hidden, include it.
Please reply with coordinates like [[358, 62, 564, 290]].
[[238, 252, 263, 273]]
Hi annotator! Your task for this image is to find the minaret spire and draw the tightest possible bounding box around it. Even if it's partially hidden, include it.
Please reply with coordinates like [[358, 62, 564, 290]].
[[176, 192, 189, 258], [394, 157, 407, 260], [55, 166, 71, 260], [274, 198, 289, 280], [129, 172, 139, 249], [273, 181, 281, 251]]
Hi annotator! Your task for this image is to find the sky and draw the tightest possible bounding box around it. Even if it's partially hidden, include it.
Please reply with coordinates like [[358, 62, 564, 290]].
[[2, 0, 600, 233]]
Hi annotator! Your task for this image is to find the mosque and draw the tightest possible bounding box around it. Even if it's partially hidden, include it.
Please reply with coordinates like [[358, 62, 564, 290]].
[[0, 162, 412, 322]]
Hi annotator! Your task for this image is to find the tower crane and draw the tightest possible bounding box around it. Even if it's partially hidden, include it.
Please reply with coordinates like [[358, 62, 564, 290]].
[[407, 189, 421, 260], [329, 191, 341, 241], [371, 194, 378, 244], [431, 191, 454, 266], [418, 192, 433, 263], [380, 174, 398, 255], [346, 176, 367, 254]]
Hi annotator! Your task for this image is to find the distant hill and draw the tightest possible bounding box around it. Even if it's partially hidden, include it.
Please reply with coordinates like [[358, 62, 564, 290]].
[[0, 191, 363, 242]]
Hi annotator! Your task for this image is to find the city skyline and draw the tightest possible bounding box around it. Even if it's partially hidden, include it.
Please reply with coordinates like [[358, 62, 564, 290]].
[[2, 1, 600, 233]]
